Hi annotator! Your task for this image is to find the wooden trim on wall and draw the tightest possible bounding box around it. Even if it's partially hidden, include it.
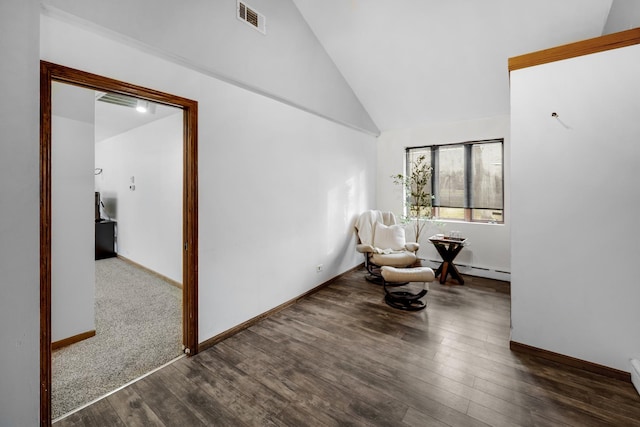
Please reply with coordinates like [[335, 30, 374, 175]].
[[40, 61, 198, 426], [183, 100, 199, 356], [509, 27, 640, 72], [198, 263, 364, 352], [51, 330, 96, 351], [40, 61, 53, 427], [510, 341, 632, 383]]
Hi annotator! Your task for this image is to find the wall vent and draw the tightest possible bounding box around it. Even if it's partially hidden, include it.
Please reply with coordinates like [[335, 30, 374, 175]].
[[96, 92, 138, 109], [96, 92, 156, 114], [237, 1, 266, 34]]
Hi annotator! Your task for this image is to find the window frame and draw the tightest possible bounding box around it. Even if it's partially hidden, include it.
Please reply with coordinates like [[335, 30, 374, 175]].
[[405, 138, 504, 224]]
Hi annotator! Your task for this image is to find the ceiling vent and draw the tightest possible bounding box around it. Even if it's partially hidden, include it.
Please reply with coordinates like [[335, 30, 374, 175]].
[[96, 92, 138, 109], [96, 92, 156, 114], [237, 1, 266, 34]]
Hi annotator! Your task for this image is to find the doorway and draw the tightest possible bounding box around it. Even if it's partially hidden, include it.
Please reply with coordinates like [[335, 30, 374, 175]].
[[40, 61, 198, 426]]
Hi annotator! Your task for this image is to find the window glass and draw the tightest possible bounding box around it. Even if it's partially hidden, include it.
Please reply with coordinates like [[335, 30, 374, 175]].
[[471, 142, 503, 210], [437, 207, 466, 220], [408, 148, 431, 179], [406, 148, 432, 217], [471, 208, 503, 223], [406, 140, 504, 223], [437, 145, 465, 208]]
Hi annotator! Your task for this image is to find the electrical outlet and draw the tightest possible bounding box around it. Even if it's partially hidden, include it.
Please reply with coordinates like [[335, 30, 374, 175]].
[[316, 264, 323, 272]]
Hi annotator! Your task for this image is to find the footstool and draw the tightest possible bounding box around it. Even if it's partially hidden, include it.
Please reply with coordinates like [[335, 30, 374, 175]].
[[380, 266, 435, 311]]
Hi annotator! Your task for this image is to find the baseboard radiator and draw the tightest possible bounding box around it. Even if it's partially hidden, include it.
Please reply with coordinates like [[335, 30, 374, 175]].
[[423, 259, 511, 281]]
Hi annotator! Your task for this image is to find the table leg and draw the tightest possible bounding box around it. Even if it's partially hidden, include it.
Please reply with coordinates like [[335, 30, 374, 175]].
[[434, 263, 443, 277], [439, 261, 449, 284], [447, 263, 464, 285], [431, 241, 465, 285]]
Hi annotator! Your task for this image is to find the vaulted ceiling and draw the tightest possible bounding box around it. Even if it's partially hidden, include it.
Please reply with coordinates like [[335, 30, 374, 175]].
[[292, 0, 614, 132]]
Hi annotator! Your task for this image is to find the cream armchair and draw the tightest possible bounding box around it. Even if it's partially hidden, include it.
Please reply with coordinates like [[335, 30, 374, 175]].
[[355, 210, 419, 283]]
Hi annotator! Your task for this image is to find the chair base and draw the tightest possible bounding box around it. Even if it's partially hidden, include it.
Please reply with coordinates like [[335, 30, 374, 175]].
[[384, 291, 427, 311], [380, 266, 434, 312], [365, 273, 384, 285]]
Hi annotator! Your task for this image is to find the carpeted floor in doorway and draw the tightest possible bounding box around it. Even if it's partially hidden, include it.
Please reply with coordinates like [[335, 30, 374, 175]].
[[52, 257, 183, 420]]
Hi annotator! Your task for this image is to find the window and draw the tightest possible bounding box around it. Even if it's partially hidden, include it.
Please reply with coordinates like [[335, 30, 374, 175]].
[[406, 139, 504, 223]]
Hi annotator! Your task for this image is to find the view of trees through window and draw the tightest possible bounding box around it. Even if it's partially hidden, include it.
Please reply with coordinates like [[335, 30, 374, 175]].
[[406, 139, 504, 223]]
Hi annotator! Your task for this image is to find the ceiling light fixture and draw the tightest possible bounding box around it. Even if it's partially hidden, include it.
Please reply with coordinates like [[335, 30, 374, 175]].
[[136, 100, 149, 113]]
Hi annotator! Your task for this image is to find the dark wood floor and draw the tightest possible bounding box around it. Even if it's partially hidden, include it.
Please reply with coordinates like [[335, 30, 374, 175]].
[[55, 268, 640, 426]]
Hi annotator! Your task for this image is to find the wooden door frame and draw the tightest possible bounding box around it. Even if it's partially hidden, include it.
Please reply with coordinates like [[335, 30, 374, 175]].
[[40, 61, 198, 426]]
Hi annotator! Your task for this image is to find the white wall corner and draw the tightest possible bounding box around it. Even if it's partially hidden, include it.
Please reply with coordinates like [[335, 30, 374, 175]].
[[631, 359, 640, 396]]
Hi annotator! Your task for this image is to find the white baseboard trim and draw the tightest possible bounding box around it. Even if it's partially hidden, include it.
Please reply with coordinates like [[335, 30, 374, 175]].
[[422, 259, 511, 282]]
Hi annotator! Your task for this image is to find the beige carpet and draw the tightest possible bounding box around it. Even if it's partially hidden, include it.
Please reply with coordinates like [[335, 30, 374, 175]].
[[52, 257, 183, 420]]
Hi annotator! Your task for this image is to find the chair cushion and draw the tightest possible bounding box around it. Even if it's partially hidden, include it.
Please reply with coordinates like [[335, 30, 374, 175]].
[[371, 251, 417, 267], [381, 266, 435, 283], [373, 222, 406, 251], [355, 210, 397, 246]]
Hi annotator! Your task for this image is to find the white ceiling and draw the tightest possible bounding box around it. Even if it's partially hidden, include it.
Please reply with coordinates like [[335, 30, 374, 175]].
[[292, 0, 613, 132], [95, 98, 180, 143], [52, 81, 181, 142]]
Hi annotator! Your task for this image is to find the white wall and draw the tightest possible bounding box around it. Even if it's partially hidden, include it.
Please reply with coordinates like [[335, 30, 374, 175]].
[[95, 112, 183, 283], [511, 44, 640, 372], [51, 109, 96, 342], [603, 0, 640, 34], [377, 116, 511, 280], [40, 15, 377, 343], [42, 0, 378, 135], [0, 0, 40, 424]]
